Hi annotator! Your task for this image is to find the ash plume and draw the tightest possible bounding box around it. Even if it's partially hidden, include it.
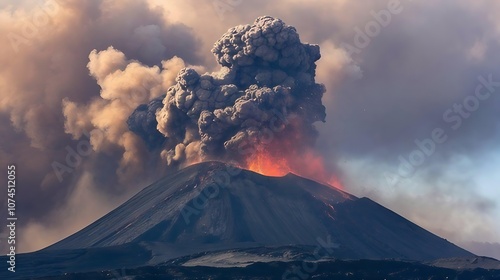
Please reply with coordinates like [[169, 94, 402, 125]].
[[127, 96, 166, 150], [130, 16, 327, 165]]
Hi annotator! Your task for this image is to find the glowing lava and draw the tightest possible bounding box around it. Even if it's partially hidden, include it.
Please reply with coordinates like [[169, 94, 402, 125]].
[[247, 151, 291, 177], [244, 148, 344, 190]]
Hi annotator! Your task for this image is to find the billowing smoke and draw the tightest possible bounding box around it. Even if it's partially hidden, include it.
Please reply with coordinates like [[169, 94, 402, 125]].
[[130, 16, 327, 167], [0, 0, 203, 253], [127, 96, 166, 150]]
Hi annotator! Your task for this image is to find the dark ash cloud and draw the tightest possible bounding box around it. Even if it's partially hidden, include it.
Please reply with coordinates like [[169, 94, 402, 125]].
[[132, 16, 327, 167]]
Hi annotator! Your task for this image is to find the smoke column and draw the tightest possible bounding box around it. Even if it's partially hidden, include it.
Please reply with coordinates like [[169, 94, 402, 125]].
[[129, 16, 330, 177]]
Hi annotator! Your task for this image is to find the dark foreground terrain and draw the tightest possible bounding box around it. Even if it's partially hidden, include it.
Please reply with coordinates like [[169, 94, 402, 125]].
[[9, 245, 500, 280], [34, 259, 500, 280]]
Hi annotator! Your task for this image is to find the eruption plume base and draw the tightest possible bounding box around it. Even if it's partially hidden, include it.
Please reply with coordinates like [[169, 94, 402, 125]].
[[243, 146, 343, 190]]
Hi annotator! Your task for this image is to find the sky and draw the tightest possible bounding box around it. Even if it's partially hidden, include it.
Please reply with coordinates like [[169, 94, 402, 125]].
[[0, 0, 499, 258]]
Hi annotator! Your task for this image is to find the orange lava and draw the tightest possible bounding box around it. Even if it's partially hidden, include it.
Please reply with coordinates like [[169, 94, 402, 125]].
[[247, 152, 291, 176], [244, 148, 344, 190]]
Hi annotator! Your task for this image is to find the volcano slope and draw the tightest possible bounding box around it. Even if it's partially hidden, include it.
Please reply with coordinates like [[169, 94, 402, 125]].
[[4, 161, 492, 279]]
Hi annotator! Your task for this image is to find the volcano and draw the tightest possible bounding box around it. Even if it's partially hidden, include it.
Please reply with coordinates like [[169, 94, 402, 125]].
[[47, 161, 470, 259], [5, 162, 499, 279]]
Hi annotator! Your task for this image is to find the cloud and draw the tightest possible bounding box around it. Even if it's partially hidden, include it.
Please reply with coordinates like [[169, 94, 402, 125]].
[[0, 0, 202, 253], [19, 172, 127, 252], [460, 241, 500, 260], [62, 47, 191, 182]]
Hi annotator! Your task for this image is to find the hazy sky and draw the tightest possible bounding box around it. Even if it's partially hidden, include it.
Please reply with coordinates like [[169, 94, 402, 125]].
[[0, 0, 499, 258]]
